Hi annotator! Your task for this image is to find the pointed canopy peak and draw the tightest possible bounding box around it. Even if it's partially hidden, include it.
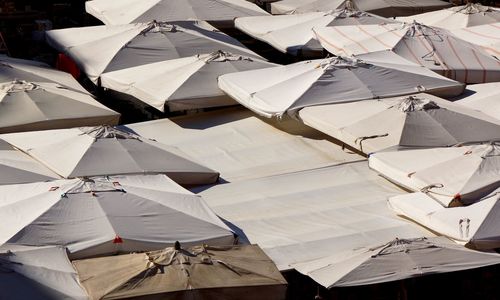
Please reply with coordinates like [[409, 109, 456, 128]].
[[343, 0, 357, 11], [78, 125, 142, 140], [63, 177, 126, 195], [143, 21, 181, 34], [405, 21, 442, 37], [397, 96, 440, 112], [145, 244, 217, 268], [371, 237, 434, 257], [481, 142, 500, 158], [452, 3, 492, 14], [202, 50, 254, 63], [328, 7, 367, 18], [320, 56, 361, 71], [0, 80, 39, 93]]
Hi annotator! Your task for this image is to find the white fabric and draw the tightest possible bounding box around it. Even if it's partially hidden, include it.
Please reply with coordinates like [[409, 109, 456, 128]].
[[299, 93, 500, 154], [270, 0, 451, 16], [85, 0, 268, 25], [122, 107, 363, 182], [218, 56, 464, 118], [0, 125, 219, 185], [0, 175, 233, 259], [389, 191, 500, 249], [199, 161, 433, 271], [0, 245, 87, 299], [314, 22, 500, 83], [369, 143, 500, 207], [450, 23, 500, 58], [398, 4, 500, 30], [455, 83, 500, 121], [235, 9, 394, 55]]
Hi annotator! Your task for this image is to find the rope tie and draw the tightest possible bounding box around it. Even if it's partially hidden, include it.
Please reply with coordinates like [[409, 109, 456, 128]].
[[354, 133, 389, 152]]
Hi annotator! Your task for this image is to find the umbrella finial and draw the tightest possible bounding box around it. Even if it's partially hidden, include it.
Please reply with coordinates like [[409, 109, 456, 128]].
[[174, 241, 181, 250]]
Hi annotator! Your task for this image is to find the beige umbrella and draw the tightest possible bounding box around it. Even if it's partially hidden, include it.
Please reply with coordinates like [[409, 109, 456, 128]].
[[74, 244, 287, 300]]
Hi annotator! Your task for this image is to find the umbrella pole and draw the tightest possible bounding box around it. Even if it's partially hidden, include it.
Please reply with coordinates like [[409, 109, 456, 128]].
[[399, 281, 408, 300]]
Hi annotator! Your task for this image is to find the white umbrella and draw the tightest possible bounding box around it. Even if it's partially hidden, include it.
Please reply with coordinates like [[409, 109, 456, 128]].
[[397, 3, 500, 30], [0, 58, 119, 133], [450, 22, 500, 58], [270, 0, 451, 17], [85, 0, 268, 27], [369, 142, 500, 207], [0, 174, 234, 259], [293, 237, 500, 287], [218, 56, 464, 118], [299, 93, 500, 154], [0, 125, 219, 186], [235, 7, 397, 56], [0, 245, 87, 299], [389, 191, 500, 249], [314, 21, 500, 83], [47, 21, 274, 112], [454, 82, 500, 121]]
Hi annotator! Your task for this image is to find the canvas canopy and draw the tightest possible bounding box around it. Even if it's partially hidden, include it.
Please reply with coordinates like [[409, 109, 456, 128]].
[[0, 59, 119, 133], [450, 23, 500, 58], [85, 0, 268, 26], [1, 125, 219, 185], [235, 8, 396, 56], [369, 143, 500, 207], [0, 245, 87, 299], [198, 161, 433, 272], [398, 3, 500, 30], [314, 22, 500, 83], [122, 107, 363, 182], [389, 191, 500, 250], [270, 0, 451, 17], [299, 93, 500, 154], [454, 83, 500, 121], [74, 244, 287, 300], [218, 56, 465, 118], [293, 236, 500, 287], [0, 175, 234, 259], [47, 21, 272, 112], [0, 138, 59, 185]]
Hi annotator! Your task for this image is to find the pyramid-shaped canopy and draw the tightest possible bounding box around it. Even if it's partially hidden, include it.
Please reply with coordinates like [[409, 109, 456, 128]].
[[218, 56, 464, 118], [314, 22, 500, 83], [389, 191, 500, 250], [1, 125, 219, 185], [299, 93, 500, 154], [0, 81, 119, 133], [47, 21, 271, 111], [0, 245, 87, 299], [85, 0, 268, 26], [398, 3, 500, 30], [235, 8, 397, 55], [270, 0, 451, 17], [74, 244, 287, 300], [0, 138, 59, 185], [369, 143, 500, 206], [293, 237, 500, 287], [0, 175, 234, 259], [454, 82, 500, 121]]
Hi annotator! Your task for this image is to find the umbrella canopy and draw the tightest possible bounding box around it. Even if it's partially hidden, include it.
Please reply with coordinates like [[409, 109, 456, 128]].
[[1, 125, 219, 185], [47, 21, 273, 112], [398, 3, 500, 30], [454, 82, 500, 121], [389, 191, 500, 250], [314, 21, 500, 84], [235, 8, 397, 56], [218, 56, 464, 118], [0, 175, 234, 259], [270, 0, 451, 17], [74, 244, 287, 300], [293, 237, 500, 287], [369, 142, 500, 207], [85, 0, 269, 27], [0, 138, 59, 185], [450, 23, 500, 58], [0, 245, 87, 299], [299, 93, 500, 154]]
